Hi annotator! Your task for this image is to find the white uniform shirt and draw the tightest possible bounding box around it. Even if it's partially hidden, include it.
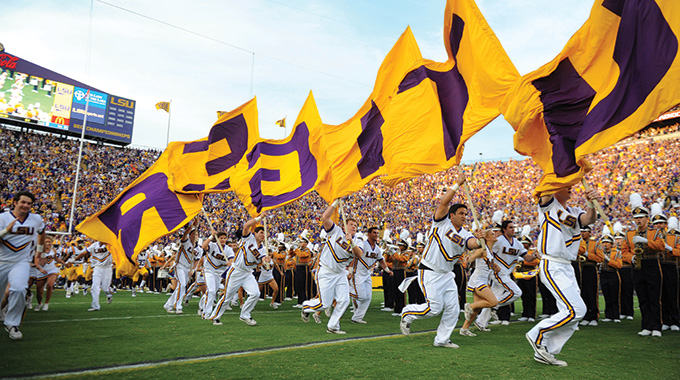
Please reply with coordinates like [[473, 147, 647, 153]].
[[176, 238, 195, 268], [137, 251, 148, 268], [71, 245, 87, 264], [492, 235, 527, 276], [421, 216, 474, 273], [355, 239, 384, 277], [233, 233, 263, 271], [0, 211, 45, 263], [319, 224, 356, 273], [87, 242, 112, 268], [204, 241, 231, 274], [537, 197, 584, 261]]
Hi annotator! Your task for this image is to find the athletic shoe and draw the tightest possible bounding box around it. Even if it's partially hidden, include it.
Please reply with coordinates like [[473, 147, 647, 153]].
[[212, 319, 223, 326], [638, 329, 652, 336], [464, 303, 473, 322], [107, 294, 113, 304], [579, 320, 589, 326], [433, 340, 459, 348], [326, 328, 346, 335], [501, 320, 510, 326], [83, 288, 88, 296], [175, 309, 183, 315], [239, 317, 257, 326], [293, 304, 303, 309], [301, 310, 310, 323], [671, 325, 680, 331], [380, 307, 392, 312], [614, 319, 621, 323], [131, 289, 136, 297], [662, 324, 669, 331], [602, 318, 612, 322], [325, 308, 332, 317], [197, 308, 203, 316], [66, 290, 71, 298], [42, 304, 49, 311], [526, 333, 565, 366], [269, 303, 279, 309], [74, 289, 79, 295], [34, 304, 42, 312], [351, 319, 367, 324], [489, 320, 502, 325], [400, 316, 411, 335], [285, 297, 292, 301], [87, 308, 100, 312], [312, 313, 322, 324], [538, 314, 549, 318], [139, 289, 145, 294], [459, 328, 476, 337], [528, 318, 535, 322], [518, 317, 528, 322], [588, 320, 598, 327], [626, 316, 634, 320], [5, 326, 22, 340], [164, 305, 174, 313], [534, 354, 567, 367], [620, 314, 626, 319], [474, 322, 491, 332], [25, 293, 33, 309], [652, 330, 662, 337], [391, 313, 401, 317], [490, 309, 499, 322]]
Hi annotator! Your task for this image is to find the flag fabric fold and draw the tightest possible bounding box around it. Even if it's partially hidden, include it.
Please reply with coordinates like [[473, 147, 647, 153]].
[[155, 101, 170, 113], [503, 0, 680, 196]]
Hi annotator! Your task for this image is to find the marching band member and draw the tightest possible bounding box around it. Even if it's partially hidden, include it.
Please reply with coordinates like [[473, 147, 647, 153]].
[[613, 222, 634, 320], [517, 226, 539, 322], [598, 227, 622, 323], [578, 225, 603, 327], [620, 195, 666, 337], [662, 217, 680, 331], [526, 185, 598, 366]]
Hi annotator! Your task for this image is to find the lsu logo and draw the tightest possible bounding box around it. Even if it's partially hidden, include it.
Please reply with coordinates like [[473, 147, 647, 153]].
[[13, 226, 35, 235], [111, 96, 135, 109], [556, 210, 578, 228], [445, 230, 465, 247]]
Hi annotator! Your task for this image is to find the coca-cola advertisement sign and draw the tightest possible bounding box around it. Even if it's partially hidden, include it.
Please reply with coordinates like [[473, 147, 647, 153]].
[[0, 54, 18, 69]]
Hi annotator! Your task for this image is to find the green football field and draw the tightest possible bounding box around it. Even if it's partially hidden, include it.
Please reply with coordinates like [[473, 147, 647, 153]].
[[2, 289, 679, 379]]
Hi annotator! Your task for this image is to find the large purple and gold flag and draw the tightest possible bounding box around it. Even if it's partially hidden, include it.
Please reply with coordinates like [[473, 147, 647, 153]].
[[380, 0, 519, 186], [76, 145, 204, 275], [167, 98, 260, 194], [503, 0, 680, 196], [231, 92, 324, 214]]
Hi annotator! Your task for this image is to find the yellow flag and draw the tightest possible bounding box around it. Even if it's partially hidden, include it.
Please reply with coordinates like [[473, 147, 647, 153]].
[[155, 101, 170, 113], [167, 98, 260, 193], [76, 143, 203, 276], [503, 0, 680, 196], [381, 0, 519, 187]]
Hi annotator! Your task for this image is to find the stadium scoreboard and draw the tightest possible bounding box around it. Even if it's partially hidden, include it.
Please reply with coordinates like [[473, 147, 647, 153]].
[[0, 51, 135, 146]]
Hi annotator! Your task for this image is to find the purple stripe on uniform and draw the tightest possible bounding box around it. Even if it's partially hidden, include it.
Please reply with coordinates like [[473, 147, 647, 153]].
[[532, 58, 595, 177], [357, 100, 385, 179], [576, 0, 677, 147]]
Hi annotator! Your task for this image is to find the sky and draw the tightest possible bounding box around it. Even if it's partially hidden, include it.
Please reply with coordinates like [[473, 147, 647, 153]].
[[1, 0, 594, 161]]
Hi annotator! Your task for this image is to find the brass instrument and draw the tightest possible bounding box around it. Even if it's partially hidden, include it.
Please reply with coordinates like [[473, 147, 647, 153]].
[[633, 231, 644, 270], [577, 255, 587, 262]]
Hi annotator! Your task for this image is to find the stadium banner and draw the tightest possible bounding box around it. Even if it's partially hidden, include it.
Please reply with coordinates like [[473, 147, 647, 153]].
[[502, 0, 680, 196], [0, 51, 135, 145], [76, 143, 203, 274]]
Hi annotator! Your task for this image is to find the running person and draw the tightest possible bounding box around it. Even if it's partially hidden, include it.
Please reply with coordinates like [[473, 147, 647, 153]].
[[350, 226, 392, 324], [525, 185, 597, 366], [301, 200, 362, 334], [0, 191, 45, 340], [30, 235, 66, 311], [399, 172, 489, 348], [80, 240, 114, 311], [209, 216, 265, 326], [201, 231, 231, 319], [460, 239, 499, 337], [163, 222, 198, 314]]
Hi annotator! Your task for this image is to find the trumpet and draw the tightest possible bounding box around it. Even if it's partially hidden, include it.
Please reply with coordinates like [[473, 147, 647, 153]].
[[633, 231, 644, 270], [577, 255, 586, 262]]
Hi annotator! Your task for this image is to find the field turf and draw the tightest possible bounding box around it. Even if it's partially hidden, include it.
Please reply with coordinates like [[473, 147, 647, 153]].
[[2, 289, 679, 379]]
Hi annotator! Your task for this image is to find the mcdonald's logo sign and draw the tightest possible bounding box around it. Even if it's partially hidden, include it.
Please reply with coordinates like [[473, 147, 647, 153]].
[[51, 115, 69, 125]]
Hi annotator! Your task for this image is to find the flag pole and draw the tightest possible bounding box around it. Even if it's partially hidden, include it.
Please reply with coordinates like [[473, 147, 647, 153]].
[[67, 90, 91, 235], [581, 178, 614, 234], [165, 99, 172, 147]]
